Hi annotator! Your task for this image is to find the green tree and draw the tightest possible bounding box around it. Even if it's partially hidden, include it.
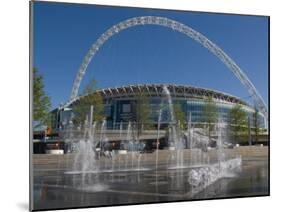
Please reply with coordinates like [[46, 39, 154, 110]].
[[202, 97, 218, 142], [228, 104, 248, 143], [72, 78, 104, 125], [33, 68, 51, 128], [173, 103, 186, 129], [134, 91, 152, 138], [252, 107, 261, 143]]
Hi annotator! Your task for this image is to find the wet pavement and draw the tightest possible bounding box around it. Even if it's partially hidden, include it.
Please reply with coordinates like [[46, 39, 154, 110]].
[[33, 156, 268, 210]]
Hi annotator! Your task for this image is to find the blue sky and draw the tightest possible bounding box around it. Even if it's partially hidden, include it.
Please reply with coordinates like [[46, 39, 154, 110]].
[[33, 2, 269, 109]]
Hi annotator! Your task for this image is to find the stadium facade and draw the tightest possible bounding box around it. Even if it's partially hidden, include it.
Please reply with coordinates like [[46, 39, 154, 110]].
[[50, 84, 267, 131]]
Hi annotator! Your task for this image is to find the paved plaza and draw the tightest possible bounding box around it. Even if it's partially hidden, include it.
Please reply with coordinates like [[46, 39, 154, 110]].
[[32, 146, 269, 210]]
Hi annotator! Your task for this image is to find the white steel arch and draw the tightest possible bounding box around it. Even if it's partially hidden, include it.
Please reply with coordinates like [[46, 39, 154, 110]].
[[70, 16, 268, 119]]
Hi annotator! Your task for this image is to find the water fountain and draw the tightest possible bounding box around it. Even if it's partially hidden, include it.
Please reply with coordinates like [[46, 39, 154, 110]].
[[162, 86, 178, 146], [162, 85, 185, 169], [155, 108, 162, 172], [119, 121, 123, 139], [63, 88, 242, 195], [187, 118, 242, 192]]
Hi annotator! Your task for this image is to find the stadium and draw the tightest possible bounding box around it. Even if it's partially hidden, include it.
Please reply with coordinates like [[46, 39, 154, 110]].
[[50, 84, 267, 144]]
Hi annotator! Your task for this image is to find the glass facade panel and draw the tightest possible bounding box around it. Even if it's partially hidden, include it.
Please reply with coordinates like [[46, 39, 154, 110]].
[[53, 87, 267, 130]]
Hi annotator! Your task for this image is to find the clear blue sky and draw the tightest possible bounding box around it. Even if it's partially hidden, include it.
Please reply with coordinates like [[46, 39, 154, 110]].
[[33, 1, 269, 109]]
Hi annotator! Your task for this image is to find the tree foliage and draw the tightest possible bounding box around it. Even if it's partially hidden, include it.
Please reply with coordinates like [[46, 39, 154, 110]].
[[134, 91, 153, 136], [173, 103, 186, 129], [202, 97, 218, 141], [33, 68, 51, 128], [252, 107, 261, 143], [228, 104, 248, 143], [72, 78, 104, 125]]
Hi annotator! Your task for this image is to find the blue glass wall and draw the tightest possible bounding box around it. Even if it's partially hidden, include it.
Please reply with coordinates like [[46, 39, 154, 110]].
[[104, 98, 266, 128], [54, 97, 266, 130]]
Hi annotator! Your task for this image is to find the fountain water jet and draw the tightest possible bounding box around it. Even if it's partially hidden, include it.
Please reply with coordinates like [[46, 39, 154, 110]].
[[162, 85, 184, 169], [187, 118, 242, 191]]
